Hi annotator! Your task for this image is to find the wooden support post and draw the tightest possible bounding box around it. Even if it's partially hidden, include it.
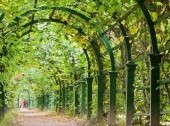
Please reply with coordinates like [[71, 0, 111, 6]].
[[65, 85, 68, 112], [125, 62, 137, 126], [109, 71, 117, 126], [62, 84, 65, 114], [0, 83, 5, 120], [55, 90, 59, 112], [81, 81, 86, 116], [28, 93, 31, 110], [74, 82, 79, 116], [149, 54, 162, 126], [59, 83, 62, 112], [86, 77, 93, 119], [97, 75, 105, 121], [68, 85, 73, 109], [18, 94, 20, 108]]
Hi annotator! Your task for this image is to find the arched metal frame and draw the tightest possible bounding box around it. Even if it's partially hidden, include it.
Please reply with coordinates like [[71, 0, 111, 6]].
[[98, 29, 117, 124], [4, 6, 106, 119], [7, 7, 98, 118], [0, 1, 169, 125], [18, 89, 31, 109], [136, 1, 162, 126], [117, 21, 137, 126], [96, 1, 165, 126]]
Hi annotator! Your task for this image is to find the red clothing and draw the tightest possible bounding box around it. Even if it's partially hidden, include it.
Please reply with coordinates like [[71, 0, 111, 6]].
[[23, 100, 27, 108]]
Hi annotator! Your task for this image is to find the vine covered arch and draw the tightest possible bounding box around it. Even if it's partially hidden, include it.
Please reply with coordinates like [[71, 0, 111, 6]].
[[0, 0, 169, 125], [18, 89, 31, 109]]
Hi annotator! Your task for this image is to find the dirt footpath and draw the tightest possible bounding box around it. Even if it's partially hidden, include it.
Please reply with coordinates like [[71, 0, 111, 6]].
[[15, 108, 80, 126]]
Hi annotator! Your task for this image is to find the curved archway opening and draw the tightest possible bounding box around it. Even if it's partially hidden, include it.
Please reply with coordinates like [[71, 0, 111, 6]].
[[18, 89, 30, 109], [0, 1, 169, 125]]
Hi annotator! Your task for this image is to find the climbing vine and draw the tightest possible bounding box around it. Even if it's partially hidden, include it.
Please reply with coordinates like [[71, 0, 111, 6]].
[[0, 0, 169, 125]]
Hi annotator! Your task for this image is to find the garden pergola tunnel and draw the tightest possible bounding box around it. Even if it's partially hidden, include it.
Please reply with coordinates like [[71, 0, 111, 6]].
[[0, 0, 170, 126], [18, 89, 31, 109]]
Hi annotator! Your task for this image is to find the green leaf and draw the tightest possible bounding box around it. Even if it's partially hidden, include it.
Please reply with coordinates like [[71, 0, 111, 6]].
[[0, 8, 5, 22]]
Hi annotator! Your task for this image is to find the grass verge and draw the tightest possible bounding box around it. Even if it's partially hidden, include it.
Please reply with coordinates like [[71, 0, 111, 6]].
[[0, 109, 18, 126]]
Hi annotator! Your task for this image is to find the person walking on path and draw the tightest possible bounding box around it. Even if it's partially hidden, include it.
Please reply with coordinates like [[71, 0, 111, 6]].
[[23, 100, 27, 108]]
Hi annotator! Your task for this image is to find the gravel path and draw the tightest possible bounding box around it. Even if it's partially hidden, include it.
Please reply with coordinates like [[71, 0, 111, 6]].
[[16, 109, 79, 126]]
